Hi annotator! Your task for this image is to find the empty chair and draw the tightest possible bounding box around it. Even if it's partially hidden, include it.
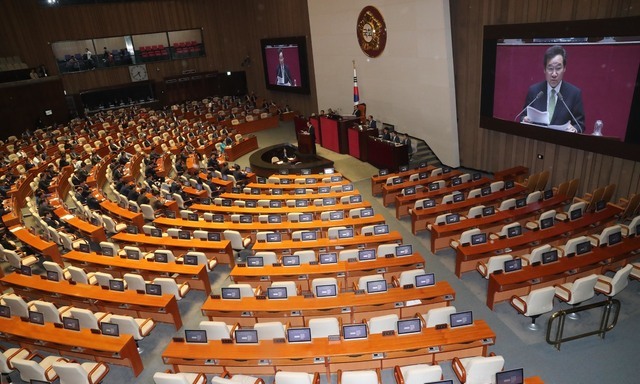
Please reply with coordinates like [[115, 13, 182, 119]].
[[360, 225, 376, 236], [43, 261, 71, 280], [253, 251, 278, 265], [122, 246, 152, 260], [393, 363, 443, 384], [210, 371, 264, 384], [592, 225, 622, 247], [69, 307, 111, 330], [490, 222, 522, 239], [99, 241, 120, 256], [420, 306, 457, 328], [555, 274, 599, 319], [621, 215, 640, 237], [12, 355, 69, 383], [254, 321, 286, 340], [1, 293, 33, 318], [521, 244, 553, 265], [328, 226, 347, 239], [193, 230, 209, 240], [4, 249, 38, 270], [30, 300, 72, 324], [101, 215, 127, 234], [110, 314, 155, 341], [271, 281, 299, 297], [293, 250, 316, 264], [556, 201, 586, 221], [354, 274, 385, 292], [467, 205, 485, 218], [450, 228, 481, 248], [394, 268, 426, 287], [52, 360, 109, 384], [308, 317, 340, 339], [526, 190, 542, 204], [223, 230, 251, 256], [153, 371, 207, 384], [167, 228, 181, 238], [199, 320, 235, 340], [562, 236, 590, 256], [311, 277, 339, 297], [0, 346, 31, 378], [594, 264, 634, 297], [338, 249, 359, 261], [256, 231, 275, 242], [154, 249, 181, 263], [287, 212, 302, 221], [476, 255, 513, 278], [274, 370, 320, 384], [367, 314, 398, 334], [68, 266, 97, 285], [153, 277, 190, 300], [338, 369, 381, 384], [498, 198, 516, 211], [525, 209, 557, 231], [490, 180, 504, 192], [510, 286, 556, 330], [377, 243, 398, 257], [452, 354, 505, 384], [227, 283, 259, 298], [95, 272, 126, 289], [184, 251, 217, 271]]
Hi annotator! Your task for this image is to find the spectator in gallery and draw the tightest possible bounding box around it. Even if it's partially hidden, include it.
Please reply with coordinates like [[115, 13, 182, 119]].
[[29, 69, 39, 79]]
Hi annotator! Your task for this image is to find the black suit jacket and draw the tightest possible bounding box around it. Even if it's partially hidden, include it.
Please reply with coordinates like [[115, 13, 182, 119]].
[[523, 81, 585, 132], [275, 64, 293, 86]]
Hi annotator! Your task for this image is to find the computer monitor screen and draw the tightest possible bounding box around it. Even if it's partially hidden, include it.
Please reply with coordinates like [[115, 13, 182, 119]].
[[358, 249, 376, 261], [301, 231, 317, 241], [608, 231, 622, 246], [266, 214, 280, 223], [543, 189, 554, 200], [266, 233, 282, 242], [450, 311, 474, 328], [295, 188, 306, 195], [338, 228, 354, 239], [235, 329, 259, 344], [79, 243, 90, 253], [221, 287, 241, 299], [318, 186, 330, 194], [576, 241, 592, 255], [279, 169, 290, 175], [482, 206, 495, 216], [392, 177, 402, 185], [245, 167, 252, 173], [453, 193, 465, 202], [109, 279, 125, 291], [419, 172, 428, 179], [496, 368, 524, 384], [428, 182, 440, 191], [399, 165, 409, 172], [165, 209, 176, 218], [366, 279, 387, 293], [246, 256, 264, 267], [257, 177, 266, 184], [373, 224, 389, 235], [208, 232, 222, 241], [239, 215, 252, 223], [445, 213, 460, 224], [481, 187, 492, 196], [187, 213, 199, 221], [323, 197, 336, 206], [185, 329, 208, 343], [126, 225, 138, 234], [145, 283, 162, 295], [507, 225, 522, 238], [443, 167, 451, 174], [473, 173, 482, 180], [452, 177, 462, 186], [319, 252, 337, 264], [423, 199, 436, 208], [315, 284, 337, 297], [269, 200, 282, 208], [570, 209, 583, 220], [299, 213, 313, 222], [360, 208, 374, 217], [504, 258, 523, 272], [330, 175, 342, 182], [282, 255, 300, 266], [540, 217, 554, 229], [46, 270, 59, 282], [125, 248, 140, 260], [542, 249, 559, 264], [287, 327, 312, 343], [100, 322, 119, 336], [267, 287, 288, 299], [515, 198, 526, 208], [203, 198, 212, 205], [324, 168, 335, 174], [20, 265, 32, 276], [221, 199, 232, 206], [505, 180, 515, 189], [62, 316, 80, 331], [343, 324, 368, 340], [213, 214, 225, 223], [379, 169, 389, 176], [251, 188, 261, 195], [349, 195, 363, 203], [184, 254, 198, 265], [154, 252, 168, 263], [471, 233, 487, 245], [343, 184, 354, 192], [178, 230, 191, 240], [150, 227, 163, 238], [301, 169, 311, 175], [29, 311, 44, 325], [101, 246, 114, 256], [415, 273, 436, 287], [596, 200, 607, 212], [295, 199, 308, 207], [397, 318, 422, 335], [0, 305, 10, 318], [306, 178, 317, 184], [396, 244, 413, 256], [404, 186, 416, 195]]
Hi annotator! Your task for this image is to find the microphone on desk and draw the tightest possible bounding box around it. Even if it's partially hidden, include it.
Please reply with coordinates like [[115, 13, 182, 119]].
[[514, 91, 544, 121], [557, 92, 582, 133]]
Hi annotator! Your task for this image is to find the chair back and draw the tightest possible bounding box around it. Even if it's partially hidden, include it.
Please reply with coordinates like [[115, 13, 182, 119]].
[[153, 372, 193, 384], [110, 314, 144, 339], [398, 269, 426, 287], [499, 198, 516, 211], [527, 244, 552, 264], [153, 278, 183, 299], [274, 371, 316, 384], [12, 358, 49, 382], [223, 230, 245, 250], [459, 228, 481, 245], [340, 370, 378, 384], [524, 286, 556, 316], [228, 283, 255, 298], [490, 180, 504, 193], [368, 314, 398, 334], [467, 205, 484, 218], [254, 322, 286, 340], [377, 244, 397, 257], [328, 226, 347, 239], [423, 306, 456, 328], [124, 273, 147, 291], [31, 300, 63, 324], [199, 321, 232, 340], [95, 272, 115, 287], [535, 170, 550, 191], [569, 274, 599, 304], [52, 361, 90, 384], [526, 190, 542, 204], [293, 250, 316, 264], [308, 317, 340, 339], [271, 281, 298, 297], [609, 264, 633, 295], [598, 225, 622, 246], [69, 308, 100, 329], [311, 277, 338, 296], [254, 251, 278, 264], [2, 294, 30, 318], [402, 364, 443, 384], [466, 355, 505, 384], [483, 255, 514, 277]]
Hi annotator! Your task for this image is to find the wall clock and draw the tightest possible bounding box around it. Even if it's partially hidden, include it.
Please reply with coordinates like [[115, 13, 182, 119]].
[[356, 6, 387, 58], [129, 64, 148, 82]]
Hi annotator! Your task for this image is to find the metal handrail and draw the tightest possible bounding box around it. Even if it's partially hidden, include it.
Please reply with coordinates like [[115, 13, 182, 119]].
[[546, 298, 620, 350]]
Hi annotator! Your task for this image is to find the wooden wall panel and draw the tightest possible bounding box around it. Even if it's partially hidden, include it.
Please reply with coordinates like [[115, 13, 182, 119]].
[[450, 0, 640, 201]]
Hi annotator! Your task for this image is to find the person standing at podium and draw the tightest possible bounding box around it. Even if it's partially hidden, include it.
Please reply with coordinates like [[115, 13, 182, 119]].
[[306, 120, 316, 154], [275, 48, 293, 86]]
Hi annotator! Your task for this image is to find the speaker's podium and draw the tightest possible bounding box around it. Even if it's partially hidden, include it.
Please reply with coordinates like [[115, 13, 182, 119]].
[[297, 131, 314, 155]]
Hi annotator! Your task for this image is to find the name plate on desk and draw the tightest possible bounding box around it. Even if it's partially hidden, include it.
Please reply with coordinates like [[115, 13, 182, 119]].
[[382, 330, 395, 336], [328, 335, 341, 342], [221, 338, 233, 344]]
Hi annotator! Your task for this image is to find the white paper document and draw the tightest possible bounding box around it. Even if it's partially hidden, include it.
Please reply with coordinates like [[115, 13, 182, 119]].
[[526, 107, 549, 125]]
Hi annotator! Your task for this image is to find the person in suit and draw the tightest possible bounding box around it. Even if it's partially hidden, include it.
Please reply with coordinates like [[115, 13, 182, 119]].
[[306, 121, 316, 155], [522, 45, 584, 133], [381, 127, 391, 141], [400, 133, 413, 158], [389, 130, 400, 143], [275, 48, 293, 86], [367, 115, 376, 129], [353, 104, 362, 117]]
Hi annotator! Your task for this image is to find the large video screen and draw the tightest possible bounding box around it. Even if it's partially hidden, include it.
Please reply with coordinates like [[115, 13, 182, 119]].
[[480, 17, 640, 161], [260, 36, 311, 94]]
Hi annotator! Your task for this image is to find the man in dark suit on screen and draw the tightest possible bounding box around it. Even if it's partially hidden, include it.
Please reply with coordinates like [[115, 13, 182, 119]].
[[522, 45, 585, 133], [275, 48, 293, 86]]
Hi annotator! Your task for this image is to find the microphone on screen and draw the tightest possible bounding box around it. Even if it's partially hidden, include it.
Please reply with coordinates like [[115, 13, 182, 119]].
[[514, 91, 544, 121], [557, 92, 582, 133]]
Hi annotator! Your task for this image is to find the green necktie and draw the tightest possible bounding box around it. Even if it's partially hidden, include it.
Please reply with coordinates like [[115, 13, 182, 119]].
[[548, 89, 556, 121]]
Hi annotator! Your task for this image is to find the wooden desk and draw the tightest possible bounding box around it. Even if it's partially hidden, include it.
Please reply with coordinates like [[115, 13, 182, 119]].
[[246, 179, 351, 191], [486, 235, 640, 309], [100, 200, 145, 231], [230, 253, 425, 290], [189, 201, 372, 218], [226, 135, 258, 161], [455, 205, 623, 277], [267, 172, 344, 181], [111, 232, 234, 266], [62, 250, 212, 295], [411, 185, 527, 235], [1, 272, 183, 329], [0, 316, 143, 376], [371, 165, 434, 196], [366, 137, 410, 173], [53, 206, 107, 243], [382, 170, 462, 206], [219, 188, 357, 201], [251, 232, 403, 256], [395, 177, 491, 218], [162, 317, 491, 377], [8, 225, 62, 265]]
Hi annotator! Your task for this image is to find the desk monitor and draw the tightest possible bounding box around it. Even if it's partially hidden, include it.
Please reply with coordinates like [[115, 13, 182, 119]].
[[125, 248, 140, 260], [118, 200, 127, 209], [504, 258, 522, 273], [301, 169, 311, 175], [542, 249, 559, 264], [90, 217, 100, 226], [246, 256, 264, 267], [185, 329, 208, 343], [358, 249, 376, 261], [235, 329, 259, 344], [279, 169, 290, 175], [315, 284, 337, 298], [20, 265, 32, 276], [324, 168, 335, 174], [295, 188, 306, 195], [246, 200, 257, 208], [126, 225, 138, 234], [251, 188, 261, 195], [221, 287, 241, 299], [100, 322, 119, 336], [178, 230, 191, 240], [482, 206, 495, 216], [221, 174, 229, 181], [608, 231, 622, 246], [330, 175, 342, 182], [570, 209, 583, 221], [445, 213, 460, 224], [397, 318, 422, 335], [378, 169, 389, 176], [428, 182, 440, 191], [269, 200, 282, 208], [404, 186, 416, 195], [417, 172, 427, 180], [349, 195, 363, 203], [295, 199, 309, 207], [323, 197, 336, 206], [257, 177, 267, 184], [301, 231, 317, 241], [281, 178, 291, 185], [62, 316, 80, 331], [208, 232, 221, 241], [184, 254, 198, 265], [338, 228, 354, 239], [319, 252, 337, 264], [576, 241, 592, 255], [419, 161, 427, 168], [244, 166, 252, 173], [426, 381, 454, 384], [452, 177, 462, 186], [423, 199, 436, 208], [187, 212, 199, 221], [496, 368, 524, 384], [318, 186, 330, 194], [46, 270, 59, 282], [453, 193, 465, 203], [287, 327, 312, 343], [342, 324, 368, 340], [201, 198, 211, 205], [28, 311, 44, 325], [267, 287, 288, 299], [164, 194, 173, 202], [443, 167, 451, 174], [268, 214, 282, 223], [360, 208, 374, 217], [366, 279, 387, 294], [282, 255, 300, 266], [399, 165, 409, 172], [266, 233, 282, 242], [505, 180, 515, 189], [239, 215, 253, 223], [392, 177, 403, 185], [299, 213, 313, 222], [150, 227, 163, 238], [154, 252, 168, 263], [213, 214, 225, 223], [595, 199, 607, 212], [481, 186, 492, 196], [79, 243, 90, 253], [540, 217, 554, 230], [450, 311, 473, 328], [507, 225, 522, 238], [221, 199, 233, 206], [415, 273, 435, 287], [0, 305, 10, 318], [543, 189, 554, 200], [145, 283, 162, 296], [343, 184, 355, 192], [306, 178, 317, 184], [128, 203, 139, 212], [515, 198, 526, 208], [472, 173, 482, 180], [373, 224, 389, 235], [471, 233, 487, 245], [109, 279, 125, 291], [101, 246, 114, 257], [396, 244, 413, 257], [165, 209, 176, 218]]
